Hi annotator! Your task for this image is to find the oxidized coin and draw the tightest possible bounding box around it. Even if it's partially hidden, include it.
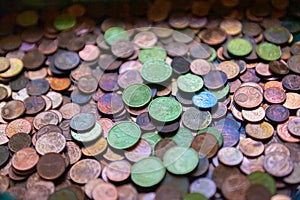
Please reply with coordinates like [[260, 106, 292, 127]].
[[141, 60, 172, 84], [77, 75, 98, 94], [227, 38, 253, 57], [33, 111, 59, 130], [217, 61, 240, 79], [124, 139, 152, 162], [111, 40, 134, 58], [122, 84, 152, 108], [283, 163, 300, 184], [190, 59, 212, 76], [70, 159, 101, 184], [221, 174, 251, 200], [92, 182, 118, 200], [35, 132, 66, 155], [70, 113, 96, 132], [99, 73, 119, 92], [49, 77, 71, 91], [64, 141, 82, 165], [264, 27, 291, 44], [37, 153, 66, 180], [81, 136, 107, 156], [5, 118, 31, 138], [8, 133, 31, 153], [54, 51, 80, 71], [133, 31, 157, 49], [263, 87, 286, 104], [191, 133, 219, 158], [192, 91, 218, 109], [154, 138, 177, 160], [24, 96, 46, 115], [203, 70, 228, 90], [189, 178, 216, 199], [263, 152, 294, 177], [287, 117, 300, 137], [148, 97, 182, 122], [266, 104, 290, 123], [269, 60, 289, 75], [23, 49, 45, 70], [212, 165, 240, 189], [256, 42, 281, 61], [234, 86, 263, 109], [1, 100, 25, 120], [0, 146, 9, 167], [26, 79, 50, 96], [218, 147, 243, 166], [155, 185, 181, 200], [106, 160, 131, 182], [238, 138, 264, 157], [245, 184, 272, 200], [59, 103, 81, 120], [177, 73, 203, 93], [282, 74, 300, 91], [182, 107, 211, 131], [12, 147, 39, 171], [198, 27, 227, 45], [97, 93, 124, 115], [117, 70, 143, 89]]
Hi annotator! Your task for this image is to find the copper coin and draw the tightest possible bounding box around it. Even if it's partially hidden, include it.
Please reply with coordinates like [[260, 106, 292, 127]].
[[198, 27, 227, 45], [49, 77, 71, 91], [287, 117, 300, 137], [191, 133, 219, 159], [12, 147, 39, 171], [269, 60, 289, 75], [0, 57, 10, 73], [35, 131, 66, 155], [99, 73, 119, 92], [70, 159, 101, 184], [229, 79, 242, 94], [245, 184, 272, 200], [97, 93, 124, 115], [111, 40, 134, 58], [203, 70, 228, 90], [238, 138, 264, 157], [154, 138, 177, 160], [1, 100, 25, 121], [64, 141, 81, 165], [282, 74, 300, 91], [283, 163, 300, 184], [79, 44, 100, 61], [0, 146, 9, 167], [234, 86, 263, 109], [24, 96, 46, 115], [98, 54, 122, 71], [37, 152, 66, 180], [36, 124, 63, 139], [106, 160, 131, 182], [26, 79, 50, 96], [287, 55, 300, 74], [38, 38, 58, 55], [8, 133, 31, 153], [41, 95, 52, 111], [85, 179, 104, 198], [240, 156, 265, 175], [77, 75, 98, 94], [217, 61, 240, 80], [255, 62, 272, 77], [277, 117, 300, 143], [263, 152, 294, 177], [59, 120, 72, 141], [0, 174, 9, 193], [92, 182, 118, 200], [190, 58, 212, 76], [125, 139, 152, 162], [67, 36, 85, 51], [117, 70, 143, 89], [59, 102, 81, 119], [7, 186, 26, 200], [264, 143, 290, 157], [98, 118, 114, 138], [136, 112, 155, 131], [21, 26, 43, 43], [5, 118, 31, 138], [266, 104, 289, 123], [221, 173, 251, 200], [156, 185, 181, 200], [240, 69, 261, 83], [0, 35, 22, 51], [170, 57, 190, 75], [24, 184, 50, 200], [241, 107, 265, 122], [264, 87, 286, 104], [283, 92, 300, 110], [212, 164, 240, 189], [218, 147, 243, 166], [245, 122, 274, 140], [242, 22, 262, 37], [133, 31, 157, 49], [23, 49, 45, 70], [33, 111, 59, 130]]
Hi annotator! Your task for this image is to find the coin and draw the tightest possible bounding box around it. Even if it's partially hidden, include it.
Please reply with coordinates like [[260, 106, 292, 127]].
[[97, 93, 124, 115], [245, 122, 274, 140], [23, 49, 45, 70], [198, 28, 227, 45], [218, 147, 243, 166], [238, 138, 264, 157], [203, 70, 228, 90], [1, 100, 25, 121], [227, 38, 253, 57], [191, 133, 219, 158], [283, 92, 300, 110], [192, 91, 218, 109], [33, 111, 59, 130], [241, 107, 265, 122], [264, 27, 291, 45], [182, 107, 211, 131], [24, 96, 46, 115], [256, 42, 282, 61], [282, 74, 300, 91], [189, 178, 216, 199], [5, 118, 31, 138], [8, 133, 31, 153], [263, 152, 294, 177], [92, 182, 118, 200], [122, 84, 152, 108], [35, 132, 66, 155], [106, 160, 131, 182], [26, 79, 50, 96], [234, 86, 263, 109], [190, 59, 212, 76], [54, 51, 80, 71], [0, 146, 9, 167], [54, 13, 76, 31], [221, 173, 251, 200], [79, 44, 100, 61], [269, 60, 290, 75], [266, 104, 290, 123], [37, 153, 66, 180], [177, 73, 203, 93], [12, 147, 39, 171], [141, 60, 172, 84], [104, 27, 129, 45], [133, 31, 157, 49], [70, 159, 101, 184], [264, 87, 286, 104], [277, 117, 300, 143], [70, 113, 96, 132], [245, 184, 272, 200], [71, 121, 102, 143]]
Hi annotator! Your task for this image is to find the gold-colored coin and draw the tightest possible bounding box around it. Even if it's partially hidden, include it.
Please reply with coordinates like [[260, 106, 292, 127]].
[[0, 58, 23, 78], [81, 137, 107, 157]]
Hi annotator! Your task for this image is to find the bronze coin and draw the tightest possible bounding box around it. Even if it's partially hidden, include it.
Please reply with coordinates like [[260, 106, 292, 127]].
[[269, 60, 289, 75], [0, 86, 8, 101], [77, 75, 98, 94], [0, 146, 9, 167], [238, 138, 264, 157], [0, 174, 9, 193], [154, 138, 177, 160], [165, 42, 188, 57], [24, 96, 46, 115], [97, 93, 124, 115], [35, 132, 66, 155], [7, 186, 26, 200], [12, 147, 39, 171], [191, 133, 219, 159], [26, 79, 50, 96], [282, 74, 300, 92], [240, 69, 261, 83], [33, 111, 59, 130], [125, 139, 152, 162], [245, 184, 272, 200], [117, 70, 143, 89], [92, 182, 118, 200], [264, 87, 286, 104], [23, 49, 45, 70], [255, 62, 272, 77], [242, 22, 262, 37], [106, 160, 131, 182], [0, 35, 22, 51], [49, 77, 71, 91], [111, 40, 134, 58], [59, 102, 81, 120], [67, 36, 85, 51], [0, 124, 9, 145], [245, 122, 274, 140], [70, 159, 101, 184], [221, 173, 251, 200], [198, 27, 227, 45], [287, 55, 300, 74], [38, 38, 58, 55], [156, 185, 181, 200], [37, 152, 66, 180], [0, 57, 10, 73], [234, 86, 263, 109], [287, 117, 300, 137], [263, 152, 294, 177], [133, 31, 157, 49], [190, 58, 212, 76], [277, 117, 300, 143], [99, 73, 119, 92], [1, 100, 25, 121], [8, 133, 31, 153], [212, 164, 240, 189], [98, 54, 122, 71], [5, 118, 31, 138], [266, 104, 289, 123], [65, 141, 81, 165], [189, 43, 212, 60], [21, 26, 44, 43]]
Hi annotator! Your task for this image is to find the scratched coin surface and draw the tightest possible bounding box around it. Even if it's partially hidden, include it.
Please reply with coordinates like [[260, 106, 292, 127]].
[[234, 86, 263, 109]]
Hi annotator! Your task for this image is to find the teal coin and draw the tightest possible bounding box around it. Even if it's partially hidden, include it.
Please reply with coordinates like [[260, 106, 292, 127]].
[[138, 46, 167, 64], [107, 121, 141, 149], [141, 60, 172, 84], [131, 156, 166, 187], [184, 193, 208, 200], [104, 27, 129, 45], [247, 171, 276, 194], [53, 14, 76, 31], [168, 127, 194, 147], [256, 42, 281, 61], [207, 47, 217, 62], [192, 91, 218, 109], [163, 146, 199, 175], [142, 132, 162, 155], [148, 97, 182, 122], [122, 84, 152, 108], [177, 73, 204, 93], [197, 127, 223, 147], [204, 83, 230, 100], [71, 121, 102, 143], [227, 38, 253, 56], [70, 113, 96, 132]]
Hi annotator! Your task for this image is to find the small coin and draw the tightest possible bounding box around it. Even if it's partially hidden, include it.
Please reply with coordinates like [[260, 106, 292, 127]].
[[5, 118, 31, 138], [189, 178, 216, 199], [54, 51, 80, 71], [106, 160, 131, 182], [221, 174, 251, 200], [8, 133, 31, 153], [256, 42, 281, 61], [79, 44, 100, 61], [191, 133, 219, 158], [263, 152, 294, 177], [33, 111, 59, 130], [54, 13, 76, 31], [218, 147, 243, 166], [1, 100, 25, 121], [117, 70, 143, 89], [104, 27, 129, 46], [165, 41, 188, 57], [241, 107, 265, 122], [282, 74, 300, 91], [283, 92, 300, 110], [240, 156, 264, 175], [92, 182, 118, 200], [12, 147, 39, 171], [266, 104, 290, 123], [81, 136, 107, 156], [227, 38, 253, 57], [190, 59, 212, 76], [234, 86, 263, 109], [220, 19, 242, 35], [182, 107, 211, 131], [264, 87, 286, 104], [245, 121, 274, 140], [264, 27, 291, 45], [122, 84, 152, 108], [97, 93, 124, 115], [37, 153, 66, 180], [133, 31, 157, 49], [238, 138, 264, 157], [141, 60, 172, 84], [71, 121, 102, 143], [203, 70, 228, 90], [198, 27, 227, 45], [26, 79, 50, 96], [24, 96, 46, 115], [177, 73, 203, 93], [269, 60, 289, 75], [70, 159, 101, 184], [35, 132, 66, 155], [192, 91, 218, 109], [70, 113, 96, 132]]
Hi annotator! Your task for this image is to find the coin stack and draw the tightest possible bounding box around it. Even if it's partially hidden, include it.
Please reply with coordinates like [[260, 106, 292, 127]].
[[0, 0, 300, 200]]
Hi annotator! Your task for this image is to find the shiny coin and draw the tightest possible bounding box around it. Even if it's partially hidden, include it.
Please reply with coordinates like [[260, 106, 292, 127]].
[[35, 132, 66, 155], [192, 91, 217, 109]]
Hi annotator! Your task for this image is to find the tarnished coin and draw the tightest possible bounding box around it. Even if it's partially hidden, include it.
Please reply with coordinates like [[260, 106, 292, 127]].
[[81, 137, 107, 156], [1, 100, 25, 121], [24, 96, 46, 115], [92, 182, 118, 200], [55, 51, 80, 71], [238, 138, 264, 157], [97, 93, 124, 115], [70, 159, 101, 184], [79, 44, 100, 61], [266, 104, 290, 123], [203, 70, 228, 90], [241, 107, 265, 122], [245, 184, 272, 200], [217, 61, 240, 80], [125, 139, 152, 162], [234, 86, 263, 109], [8, 133, 31, 153], [12, 147, 39, 171], [277, 117, 300, 143], [287, 117, 300, 137], [282, 74, 300, 91], [111, 40, 134, 58], [0, 146, 9, 167], [264, 87, 286, 104], [70, 113, 96, 132], [189, 178, 216, 199], [191, 133, 219, 158], [198, 27, 227, 45], [221, 174, 251, 200], [245, 122, 274, 140], [106, 160, 131, 182], [33, 111, 59, 130], [218, 147, 243, 166], [133, 31, 157, 49], [35, 132, 66, 155], [64, 141, 82, 164], [182, 107, 211, 131], [263, 152, 294, 177], [37, 153, 66, 180], [5, 118, 31, 138]]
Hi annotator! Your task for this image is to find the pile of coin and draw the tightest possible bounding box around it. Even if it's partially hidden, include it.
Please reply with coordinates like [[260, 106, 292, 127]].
[[0, 0, 300, 199]]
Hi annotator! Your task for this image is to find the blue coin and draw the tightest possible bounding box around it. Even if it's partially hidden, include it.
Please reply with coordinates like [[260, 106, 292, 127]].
[[216, 125, 240, 147], [192, 91, 217, 109]]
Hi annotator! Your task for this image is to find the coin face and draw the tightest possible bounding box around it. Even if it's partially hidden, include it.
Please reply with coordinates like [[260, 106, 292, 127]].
[[263, 152, 294, 177], [37, 153, 66, 180], [218, 147, 243, 166], [1, 100, 25, 121], [70, 159, 101, 184], [35, 132, 66, 155], [234, 86, 263, 109]]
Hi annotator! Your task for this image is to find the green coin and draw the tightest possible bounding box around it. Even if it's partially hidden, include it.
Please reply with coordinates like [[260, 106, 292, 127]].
[[207, 47, 217, 62], [138, 46, 167, 64], [141, 60, 172, 84], [17, 10, 39, 27], [122, 84, 152, 108], [227, 38, 253, 56], [182, 107, 212, 131], [168, 128, 194, 147], [204, 83, 230, 100], [71, 121, 102, 143], [197, 127, 223, 147], [53, 14, 76, 31], [142, 132, 162, 155], [163, 146, 199, 175], [148, 97, 182, 122], [104, 27, 129, 45], [49, 188, 78, 200], [131, 156, 166, 187], [256, 42, 282, 61], [107, 121, 141, 149], [177, 73, 204, 93], [184, 193, 208, 200], [247, 171, 276, 194]]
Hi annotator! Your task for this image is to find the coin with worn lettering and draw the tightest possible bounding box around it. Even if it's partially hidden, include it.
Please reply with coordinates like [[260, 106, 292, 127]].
[[8, 133, 31, 153], [33, 111, 59, 130], [92, 182, 118, 200], [35, 132, 66, 155], [234, 86, 263, 109], [182, 107, 211, 131]]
